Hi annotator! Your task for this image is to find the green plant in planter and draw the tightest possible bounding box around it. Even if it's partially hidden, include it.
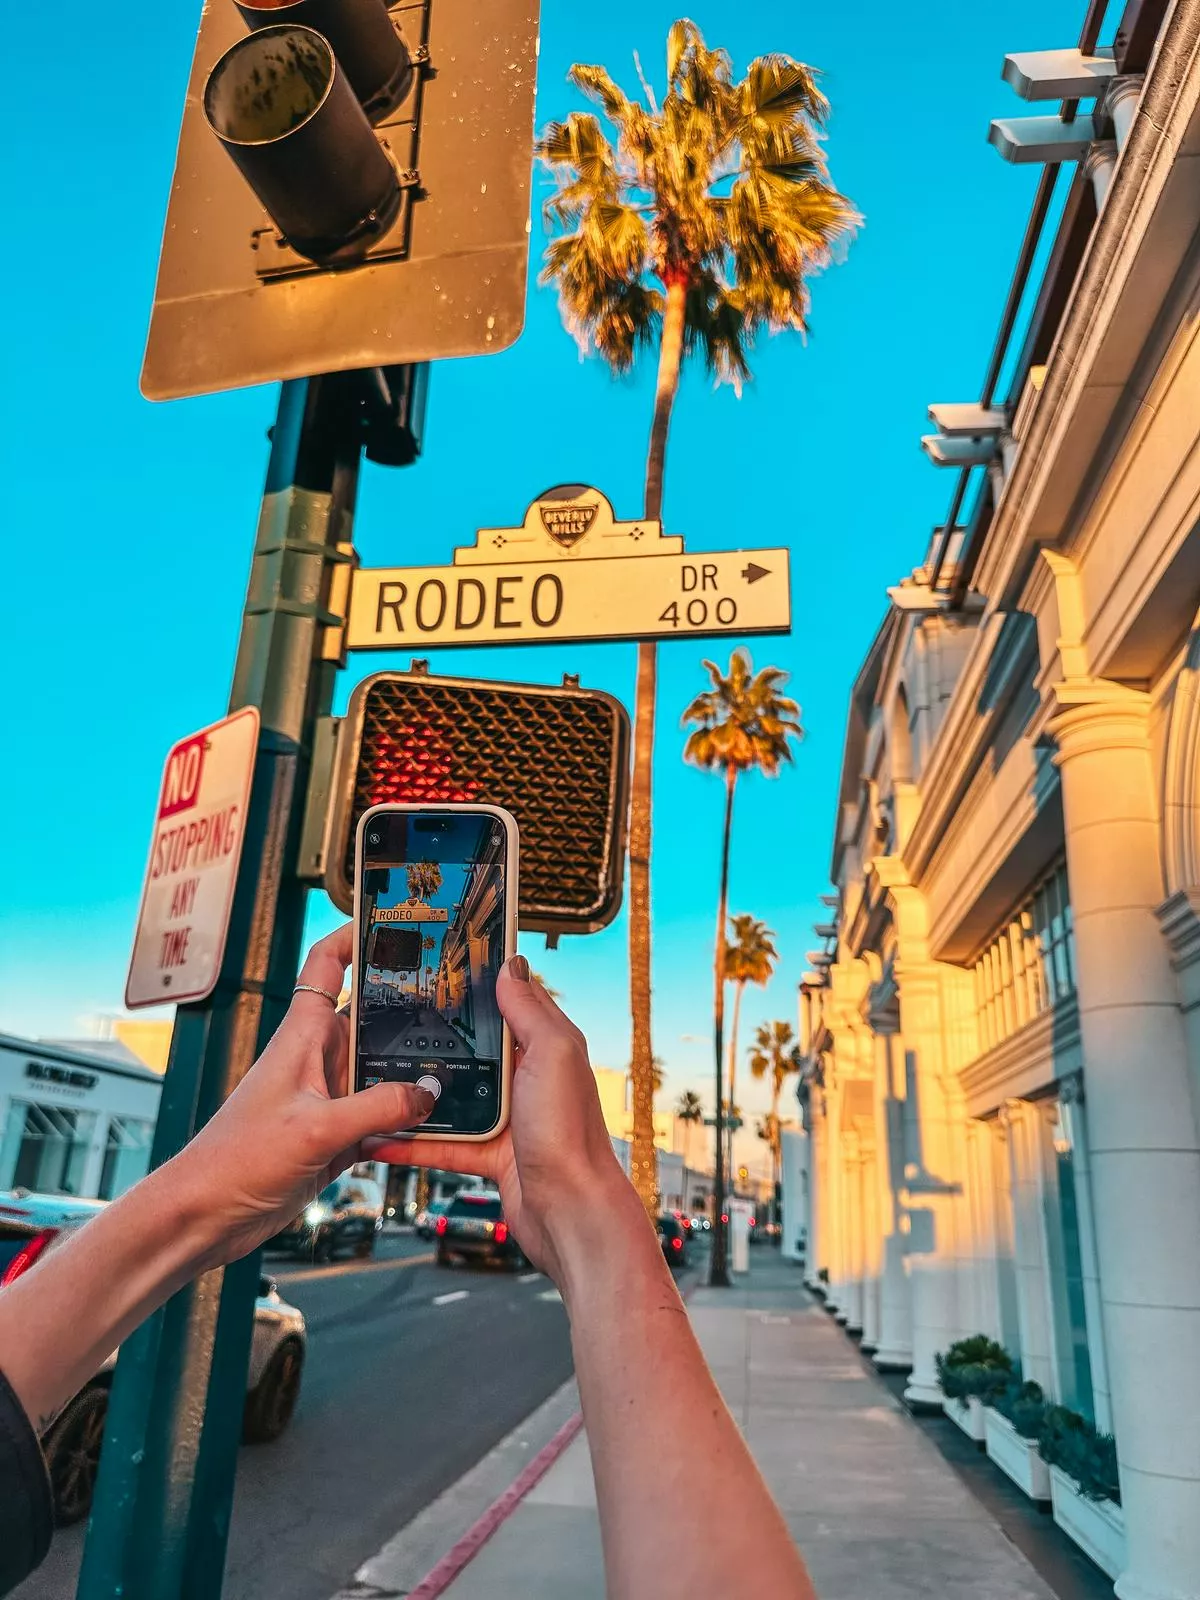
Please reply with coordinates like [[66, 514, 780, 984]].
[[1037, 1405, 1121, 1504], [935, 1336, 1013, 1402], [991, 1378, 1047, 1441]]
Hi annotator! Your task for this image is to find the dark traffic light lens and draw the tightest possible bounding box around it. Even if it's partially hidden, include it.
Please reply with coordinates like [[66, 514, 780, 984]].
[[235, 0, 414, 124], [204, 25, 400, 265]]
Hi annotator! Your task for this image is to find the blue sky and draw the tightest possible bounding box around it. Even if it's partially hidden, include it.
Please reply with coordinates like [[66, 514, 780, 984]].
[[0, 0, 1081, 1138]]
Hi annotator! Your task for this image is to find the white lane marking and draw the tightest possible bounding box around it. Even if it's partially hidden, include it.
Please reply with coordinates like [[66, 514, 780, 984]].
[[433, 1289, 470, 1306], [538, 1288, 563, 1303], [518, 1271, 541, 1283]]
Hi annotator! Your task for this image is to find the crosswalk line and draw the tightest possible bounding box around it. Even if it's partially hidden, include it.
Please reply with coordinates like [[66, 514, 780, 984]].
[[537, 1288, 563, 1303], [518, 1271, 541, 1283], [433, 1289, 470, 1306]]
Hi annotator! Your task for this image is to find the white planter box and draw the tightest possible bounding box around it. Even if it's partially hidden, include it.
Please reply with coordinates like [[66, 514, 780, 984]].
[[984, 1408, 1050, 1500], [943, 1395, 985, 1442], [1049, 1466, 1126, 1579]]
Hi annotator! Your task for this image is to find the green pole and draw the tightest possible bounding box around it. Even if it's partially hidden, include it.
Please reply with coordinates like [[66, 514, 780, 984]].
[[77, 374, 362, 1600]]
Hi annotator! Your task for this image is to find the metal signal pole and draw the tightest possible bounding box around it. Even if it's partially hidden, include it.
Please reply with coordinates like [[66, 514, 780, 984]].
[[78, 374, 362, 1600]]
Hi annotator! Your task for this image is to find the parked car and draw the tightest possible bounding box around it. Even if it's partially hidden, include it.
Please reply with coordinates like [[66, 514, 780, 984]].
[[657, 1213, 690, 1268], [435, 1189, 525, 1269], [415, 1197, 452, 1238], [0, 1191, 306, 1526], [269, 1171, 384, 1262]]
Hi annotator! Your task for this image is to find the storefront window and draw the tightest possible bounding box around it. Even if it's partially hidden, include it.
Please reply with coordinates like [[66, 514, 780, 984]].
[[98, 1116, 155, 1200], [1042, 1102, 1095, 1421], [0, 1102, 97, 1196], [973, 862, 1075, 1056]]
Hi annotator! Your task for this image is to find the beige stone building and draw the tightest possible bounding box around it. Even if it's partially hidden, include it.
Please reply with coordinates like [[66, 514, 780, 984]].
[[799, 7, 1200, 1596]]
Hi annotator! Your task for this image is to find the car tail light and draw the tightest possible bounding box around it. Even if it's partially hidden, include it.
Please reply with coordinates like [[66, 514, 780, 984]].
[[720, 1213, 729, 1224], [1, 1229, 58, 1287], [748, 1217, 756, 1227], [435, 1215, 449, 1236], [671, 1236, 682, 1251], [495, 1222, 509, 1244]]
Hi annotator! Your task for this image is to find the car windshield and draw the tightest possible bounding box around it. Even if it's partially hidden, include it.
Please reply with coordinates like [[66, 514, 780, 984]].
[[318, 1182, 341, 1204], [448, 1195, 502, 1220], [657, 1217, 681, 1238]]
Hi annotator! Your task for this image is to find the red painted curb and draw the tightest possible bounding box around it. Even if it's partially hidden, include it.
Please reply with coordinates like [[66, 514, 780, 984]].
[[405, 1407, 586, 1600]]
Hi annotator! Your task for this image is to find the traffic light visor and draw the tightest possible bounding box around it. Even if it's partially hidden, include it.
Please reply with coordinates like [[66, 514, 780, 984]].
[[204, 25, 400, 264], [235, 0, 414, 123]]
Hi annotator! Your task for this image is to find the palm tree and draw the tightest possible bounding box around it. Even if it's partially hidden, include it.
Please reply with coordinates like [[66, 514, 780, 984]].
[[531, 971, 562, 1000], [406, 861, 442, 904], [538, 22, 856, 1220], [749, 1019, 803, 1206], [723, 915, 777, 1171], [421, 935, 436, 1002], [675, 1089, 704, 1169], [683, 648, 803, 1284]]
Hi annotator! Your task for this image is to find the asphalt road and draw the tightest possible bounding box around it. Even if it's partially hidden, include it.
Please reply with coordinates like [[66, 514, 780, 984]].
[[15, 1231, 576, 1600], [359, 1002, 480, 1061]]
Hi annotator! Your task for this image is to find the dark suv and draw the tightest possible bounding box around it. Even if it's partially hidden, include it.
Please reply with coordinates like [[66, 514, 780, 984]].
[[657, 1213, 691, 1268], [270, 1172, 384, 1262], [435, 1189, 525, 1269]]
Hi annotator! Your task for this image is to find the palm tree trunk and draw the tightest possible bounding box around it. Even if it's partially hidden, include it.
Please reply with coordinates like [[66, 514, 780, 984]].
[[726, 980, 744, 1183], [628, 274, 688, 1219], [710, 763, 737, 1286]]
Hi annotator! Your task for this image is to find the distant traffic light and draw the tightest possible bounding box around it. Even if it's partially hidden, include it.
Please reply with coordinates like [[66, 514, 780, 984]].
[[317, 669, 630, 937], [144, 0, 540, 399]]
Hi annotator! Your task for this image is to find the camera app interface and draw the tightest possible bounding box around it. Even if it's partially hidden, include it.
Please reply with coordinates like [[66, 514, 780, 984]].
[[357, 812, 507, 1135]]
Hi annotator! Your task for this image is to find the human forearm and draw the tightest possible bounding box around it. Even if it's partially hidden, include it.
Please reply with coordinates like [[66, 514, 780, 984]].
[[0, 1155, 220, 1431], [554, 1189, 813, 1600]]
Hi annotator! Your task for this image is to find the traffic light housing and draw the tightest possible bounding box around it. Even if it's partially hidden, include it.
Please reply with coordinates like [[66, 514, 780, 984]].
[[143, 0, 539, 399], [317, 670, 631, 936]]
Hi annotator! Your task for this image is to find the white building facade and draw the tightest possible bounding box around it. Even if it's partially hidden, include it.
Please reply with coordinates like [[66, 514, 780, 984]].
[[0, 1034, 162, 1201], [800, 6, 1200, 1596]]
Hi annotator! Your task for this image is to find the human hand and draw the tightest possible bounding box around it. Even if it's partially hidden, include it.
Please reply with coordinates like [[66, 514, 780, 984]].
[[170, 925, 436, 1267], [367, 956, 637, 1283]]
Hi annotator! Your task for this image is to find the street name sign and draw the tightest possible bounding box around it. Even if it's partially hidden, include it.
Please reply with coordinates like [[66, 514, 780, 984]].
[[344, 485, 791, 652], [125, 709, 259, 1009], [373, 903, 449, 923]]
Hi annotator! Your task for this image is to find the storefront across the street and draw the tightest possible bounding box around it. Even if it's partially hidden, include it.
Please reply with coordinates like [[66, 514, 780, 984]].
[[0, 1034, 163, 1201]]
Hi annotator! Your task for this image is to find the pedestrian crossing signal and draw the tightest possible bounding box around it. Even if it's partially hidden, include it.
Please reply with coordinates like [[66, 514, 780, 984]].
[[317, 668, 630, 937]]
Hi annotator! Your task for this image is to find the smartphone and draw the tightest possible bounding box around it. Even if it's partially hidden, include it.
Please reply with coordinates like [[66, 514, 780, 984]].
[[350, 803, 518, 1141]]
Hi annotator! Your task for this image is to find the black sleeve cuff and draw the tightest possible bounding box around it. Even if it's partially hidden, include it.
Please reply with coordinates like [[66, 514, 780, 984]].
[[0, 1367, 53, 1595]]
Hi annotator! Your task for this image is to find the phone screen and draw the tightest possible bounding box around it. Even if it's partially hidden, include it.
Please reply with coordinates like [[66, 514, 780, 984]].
[[355, 810, 509, 1135]]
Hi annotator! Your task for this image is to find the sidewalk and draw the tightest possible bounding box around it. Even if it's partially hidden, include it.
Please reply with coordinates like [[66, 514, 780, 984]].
[[437, 1254, 1058, 1599]]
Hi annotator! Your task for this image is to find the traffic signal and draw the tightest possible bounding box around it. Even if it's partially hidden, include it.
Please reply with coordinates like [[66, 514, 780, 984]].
[[316, 669, 630, 936], [143, 0, 540, 399]]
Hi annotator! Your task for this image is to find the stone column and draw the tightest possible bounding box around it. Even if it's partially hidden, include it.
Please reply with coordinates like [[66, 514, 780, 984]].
[[824, 1074, 847, 1315], [871, 1028, 913, 1369], [897, 964, 964, 1407], [838, 1130, 865, 1331], [860, 1139, 882, 1350], [1084, 142, 1118, 208], [805, 1088, 827, 1292], [1107, 75, 1143, 152], [1051, 682, 1200, 1600]]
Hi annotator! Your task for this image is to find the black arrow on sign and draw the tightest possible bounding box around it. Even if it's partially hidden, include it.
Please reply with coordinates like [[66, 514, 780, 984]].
[[741, 562, 770, 584]]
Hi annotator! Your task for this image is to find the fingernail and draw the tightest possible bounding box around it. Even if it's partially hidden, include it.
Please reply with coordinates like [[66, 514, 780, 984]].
[[411, 1087, 436, 1116], [507, 955, 531, 983]]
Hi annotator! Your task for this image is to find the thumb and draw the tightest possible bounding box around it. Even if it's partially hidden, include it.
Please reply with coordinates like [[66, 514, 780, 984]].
[[325, 1081, 436, 1148]]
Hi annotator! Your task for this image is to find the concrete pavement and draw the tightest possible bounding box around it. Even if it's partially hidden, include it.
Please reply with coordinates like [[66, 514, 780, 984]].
[[433, 1253, 1059, 1599]]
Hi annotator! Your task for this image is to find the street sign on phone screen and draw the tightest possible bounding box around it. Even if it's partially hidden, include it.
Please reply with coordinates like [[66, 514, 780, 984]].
[[125, 709, 259, 1009]]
